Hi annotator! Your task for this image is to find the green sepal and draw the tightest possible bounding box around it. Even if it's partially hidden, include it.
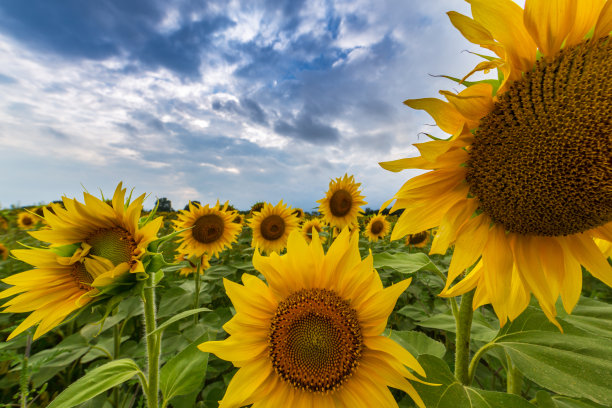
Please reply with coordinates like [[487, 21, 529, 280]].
[[139, 196, 160, 228], [148, 227, 190, 253], [144, 253, 168, 273], [49, 243, 82, 258]]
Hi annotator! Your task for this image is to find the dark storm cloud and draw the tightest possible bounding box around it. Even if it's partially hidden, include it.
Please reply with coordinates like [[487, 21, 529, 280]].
[[274, 111, 340, 145], [0, 0, 232, 77]]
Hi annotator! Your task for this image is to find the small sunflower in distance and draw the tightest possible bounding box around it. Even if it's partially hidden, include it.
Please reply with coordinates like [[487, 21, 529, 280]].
[[292, 207, 305, 219], [174, 253, 210, 277], [405, 232, 430, 249], [174, 201, 241, 259], [364, 215, 390, 242], [17, 212, 37, 229], [249, 201, 299, 254], [233, 213, 243, 225], [0, 216, 8, 231], [0, 243, 8, 261], [381, 0, 612, 326], [1, 183, 163, 339], [318, 174, 367, 229], [301, 218, 324, 243], [199, 229, 432, 408]]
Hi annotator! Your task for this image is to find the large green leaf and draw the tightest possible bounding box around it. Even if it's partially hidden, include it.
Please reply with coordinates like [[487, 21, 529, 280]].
[[412, 355, 536, 408], [47, 359, 144, 408], [160, 330, 212, 401], [373, 252, 441, 275], [557, 297, 612, 339], [494, 331, 612, 405], [389, 330, 446, 359], [535, 391, 608, 408], [148, 307, 210, 337]]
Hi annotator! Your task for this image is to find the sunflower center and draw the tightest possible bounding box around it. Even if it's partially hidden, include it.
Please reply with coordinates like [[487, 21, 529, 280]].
[[86, 227, 136, 266], [22, 216, 33, 226], [329, 190, 353, 217], [370, 220, 384, 235], [71, 262, 94, 290], [408, 231, 428, 245], [467, 37, 611, 236], [261, 215, 285, 240], [269, 288, 362, 393], [192, 214, 225, 244]]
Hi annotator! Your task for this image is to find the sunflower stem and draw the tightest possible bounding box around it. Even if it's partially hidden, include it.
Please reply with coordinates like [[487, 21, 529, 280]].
[[193, 259, 202, 325], [454, 289, 475, 385], [113, 324, 121, 407], [143, 272, 160, 408], [20, 332, 32, 408], [506, 352, 523, 395]]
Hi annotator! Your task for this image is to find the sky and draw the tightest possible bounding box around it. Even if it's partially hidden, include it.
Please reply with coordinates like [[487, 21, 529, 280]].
[[0, 0, 501, 211]]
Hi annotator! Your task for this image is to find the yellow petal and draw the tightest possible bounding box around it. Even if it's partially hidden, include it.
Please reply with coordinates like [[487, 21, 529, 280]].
[[223, 278, 275, 320], [364, 335, 425, 377], [593, 0, 612, 40], [559, 237, 583, 313], [564, 233, 612, 287], [447, 10, 505, 57], [198, 335, 267, 363], [217, 357, 272, 408], [403, 98, 465, 135], [358, 279, 411, 327], [524, 0, 577, 57], [379, 157, 438, 172], [446, 214, 490, 289], [481, 225, 514, 321], [440, 83, 495, 122], [469, 0, 538, 72], [565, 0, 606, 46], [430, 198, 478, 255]]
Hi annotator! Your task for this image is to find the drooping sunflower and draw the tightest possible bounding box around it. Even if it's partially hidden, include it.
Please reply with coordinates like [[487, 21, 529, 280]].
[[0, 243, 8, 261], [318, 174, 367, 229], [301, 218, 325, 243], [199, 229, 431, 408], [1, 183, 163, 340], [174, 253, 211, 277], [249, 201, 265, 216], [292, 207, 305, 219], [364, 215, 391, 242], [405, 232, 430, 249], [174, 201, 241, 259], [381, 0, 612, 327], [17, 211, 37, 229], [249, 201, 299, 254]]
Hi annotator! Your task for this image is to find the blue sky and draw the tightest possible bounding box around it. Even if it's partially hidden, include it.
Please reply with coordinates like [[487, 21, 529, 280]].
[[0, 0, 500, 211]]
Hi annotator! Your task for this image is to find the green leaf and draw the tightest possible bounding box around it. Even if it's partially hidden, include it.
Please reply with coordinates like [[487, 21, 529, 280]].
[[552, 396, 608, 408], [388, 330, 446, 359], [372, 252, 441, 275], [557, 297, 612, 339], [536, 391, 559, 408], [47, 359, 144, 408], [160, 330, 212, 401], [494, 331, 612, 405], [148, 307, 211, 337], [418, 310, 498, 342], [49, 243, 82, 257], [412, 355, 536, 408]]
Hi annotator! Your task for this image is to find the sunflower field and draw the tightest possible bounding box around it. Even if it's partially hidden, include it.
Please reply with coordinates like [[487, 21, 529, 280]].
[[1, 1, 612, 408]]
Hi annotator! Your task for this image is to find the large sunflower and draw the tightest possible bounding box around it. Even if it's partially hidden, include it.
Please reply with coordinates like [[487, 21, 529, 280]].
[[381, 0, 612, 327], [249, 201, 299, 254], [318, 174, 367, 229], [1, 183, 162, 339], [364, 215, 391, 242], [199, 229, 431, 408], [174, 201, 241, 259]]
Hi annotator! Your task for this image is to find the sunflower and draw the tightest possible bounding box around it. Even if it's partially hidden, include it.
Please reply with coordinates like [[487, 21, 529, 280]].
[[0, 216, 8, 231], [405, 232, 430, 249], [380, 0, 612, 327], [249, 201, 299, 254], [249, 201, 265, 216], [174, 253, 211, 277], [318, 174, 367, 229], [199, 229, 431, 408], [292, 208, 305, 219], [364, 215, 391, 242], [1, 183, 162, 340], [0, 243, 8, 261], [301, 218, 325, 243], [174, 201, 241, 259], [17, 212, 37, 229], [233, 213, 244, 225]]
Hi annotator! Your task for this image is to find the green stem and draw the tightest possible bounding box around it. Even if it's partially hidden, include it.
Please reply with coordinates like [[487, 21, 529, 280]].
[[454, 289, 475, 385], [113, 324, 121, 407], [467, 341, 497, 385], [193, 259, 202, 325], [506, 353, 523, 395], [20, 333, 32, 408], [143, 273, 160, 408]]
